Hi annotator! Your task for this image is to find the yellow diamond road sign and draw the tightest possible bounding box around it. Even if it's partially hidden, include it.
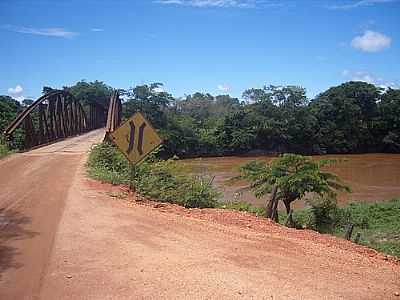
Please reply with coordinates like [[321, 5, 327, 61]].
[[110, 112, 162, 165]]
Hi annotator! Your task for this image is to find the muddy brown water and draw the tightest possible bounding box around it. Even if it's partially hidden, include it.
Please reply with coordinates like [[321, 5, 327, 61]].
[[180, 153, 400, 209]]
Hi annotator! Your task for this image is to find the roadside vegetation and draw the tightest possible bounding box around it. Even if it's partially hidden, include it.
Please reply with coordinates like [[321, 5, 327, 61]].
[[228, 156, 400, 257], [0, 95, 24, 158], [87, 144, 400, 257], [0, 142, 9, 159], [222, 197, 400, 257], [231, 154, 350, 226], [87, 142, 219, 208]]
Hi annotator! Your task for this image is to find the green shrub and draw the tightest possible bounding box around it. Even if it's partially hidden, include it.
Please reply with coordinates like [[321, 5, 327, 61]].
[[0, 143, 9, 159], [292, 209, 316, 230], [0, 135, 12, 159], [87, 142, 130, 185], [87, 142, 219, 208], [276, 197, 400, 257], [307, 195, 338, 232], [183, 176, 220, 208], [136, 160, 219, 208], [333, 198, 400, 257]]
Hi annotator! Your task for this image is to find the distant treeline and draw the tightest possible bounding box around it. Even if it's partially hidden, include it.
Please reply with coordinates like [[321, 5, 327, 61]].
[[1, 80, 400, 156], [121, 81, 400, 156]]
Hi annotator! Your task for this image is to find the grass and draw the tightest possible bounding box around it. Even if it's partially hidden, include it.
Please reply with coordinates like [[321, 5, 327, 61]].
[[87, 141, 130, 185], [224, 198, 400, 257], [332, 199, 400, 257], [0, 138, 11, 159], [87, 142, 220, 208]]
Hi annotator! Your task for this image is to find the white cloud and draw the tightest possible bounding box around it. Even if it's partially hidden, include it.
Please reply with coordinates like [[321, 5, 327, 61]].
[[4, 25, 77, 38], [327, 0, 396, 10], [91, 28, 104, 32], [217, 84, 230, 92], [154, 0, 261, 8], [342, 70, 398, 89], [351, 30, 391, 52], [8, 84, 24, 101]]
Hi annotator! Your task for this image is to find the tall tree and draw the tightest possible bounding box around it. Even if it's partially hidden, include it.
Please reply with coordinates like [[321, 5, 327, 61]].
[[379, 88, 400, 151], [68, 80, 113, 108], [123, 83, 173, 128], [310, 81, 381, 153], [0, 96, 21, 133]]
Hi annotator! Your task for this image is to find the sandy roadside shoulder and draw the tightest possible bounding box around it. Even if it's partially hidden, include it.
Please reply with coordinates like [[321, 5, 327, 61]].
[[39, 155, 400, 300]]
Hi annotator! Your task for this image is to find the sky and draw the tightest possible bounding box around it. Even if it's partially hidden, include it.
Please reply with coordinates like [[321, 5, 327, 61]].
[[0, 0, 399, 101]]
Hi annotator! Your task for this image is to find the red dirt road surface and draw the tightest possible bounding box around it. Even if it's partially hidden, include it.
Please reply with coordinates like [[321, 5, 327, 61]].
[[1, 129, 399, 300], [0, 130, 104, 300]]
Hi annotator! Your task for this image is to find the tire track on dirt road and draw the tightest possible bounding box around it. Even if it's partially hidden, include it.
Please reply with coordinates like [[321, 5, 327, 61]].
[[0, 130, 104, 300]]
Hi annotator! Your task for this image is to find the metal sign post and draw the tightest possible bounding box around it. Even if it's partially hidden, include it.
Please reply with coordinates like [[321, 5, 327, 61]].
[[129, 162, 136, 192]]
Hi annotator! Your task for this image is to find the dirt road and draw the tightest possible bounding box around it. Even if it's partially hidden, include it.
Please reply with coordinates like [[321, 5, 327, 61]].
[[1, 129, 399, 300], [0, 130, 104, 300]]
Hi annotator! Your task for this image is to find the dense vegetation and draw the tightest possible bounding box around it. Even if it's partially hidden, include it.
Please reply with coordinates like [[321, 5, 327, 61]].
[[119, 81, 400, 157], [2, 80, 400, 157], [0, 95, 24, 157], [87, 142, 219, 208], [0, 96, 21, 134]]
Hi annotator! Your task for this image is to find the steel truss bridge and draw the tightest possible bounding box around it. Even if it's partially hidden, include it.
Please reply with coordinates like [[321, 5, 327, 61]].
[[4, 89, 122, 149]]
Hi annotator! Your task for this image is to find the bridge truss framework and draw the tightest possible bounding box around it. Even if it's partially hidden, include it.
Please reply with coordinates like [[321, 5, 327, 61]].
[[4, 90, 122, 149]]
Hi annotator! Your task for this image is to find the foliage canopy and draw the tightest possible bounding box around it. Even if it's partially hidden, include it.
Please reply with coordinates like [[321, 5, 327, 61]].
[[235, 154, 350, 215]]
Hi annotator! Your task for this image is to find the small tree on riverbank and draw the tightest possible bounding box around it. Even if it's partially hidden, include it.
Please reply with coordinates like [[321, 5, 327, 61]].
[[235, 154, 350, 227]]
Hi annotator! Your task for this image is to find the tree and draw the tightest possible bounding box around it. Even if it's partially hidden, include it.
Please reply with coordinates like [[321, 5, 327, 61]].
[[243, 85, 308, 107], [123, 83, 173, 129], [215, 110, 257, 153], [242, 88, 271, 104], [0, 96, 21, 133], [269, 86, 316, 153], [42, 86, 56, 94], [241, 85, 316, 153], [178, 92, 214, 125], [160, 113, 199, 156], [22, 99, 34, 107], [67, 80, 113, 108], [236, 154, 349, 226], [0, 95, 24, 148], [310, 81, 381, 153], [379, 88, 400, 151]]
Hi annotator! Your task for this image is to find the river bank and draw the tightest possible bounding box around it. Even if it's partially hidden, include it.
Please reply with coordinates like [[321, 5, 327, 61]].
[[180, 153, 400, 208], [220, 197, 400, 257], [87, 144, 400, 257]]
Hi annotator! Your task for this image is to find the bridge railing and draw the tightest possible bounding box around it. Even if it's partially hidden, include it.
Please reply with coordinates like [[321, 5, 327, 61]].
[[4, 90, 106, 149], [105, 90, 122, 135]]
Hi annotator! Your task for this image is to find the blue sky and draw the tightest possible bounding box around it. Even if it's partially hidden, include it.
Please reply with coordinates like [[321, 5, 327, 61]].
[[1, 0, 399, 101]]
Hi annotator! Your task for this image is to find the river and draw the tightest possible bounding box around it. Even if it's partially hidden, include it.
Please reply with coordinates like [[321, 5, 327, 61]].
[[181, 153, 400, 208]]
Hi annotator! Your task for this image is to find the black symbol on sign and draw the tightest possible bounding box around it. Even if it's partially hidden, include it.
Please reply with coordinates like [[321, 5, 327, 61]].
[[126, 121, 146, 155], [127, 121, 135, 155], [138, 122, 146, 155]]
